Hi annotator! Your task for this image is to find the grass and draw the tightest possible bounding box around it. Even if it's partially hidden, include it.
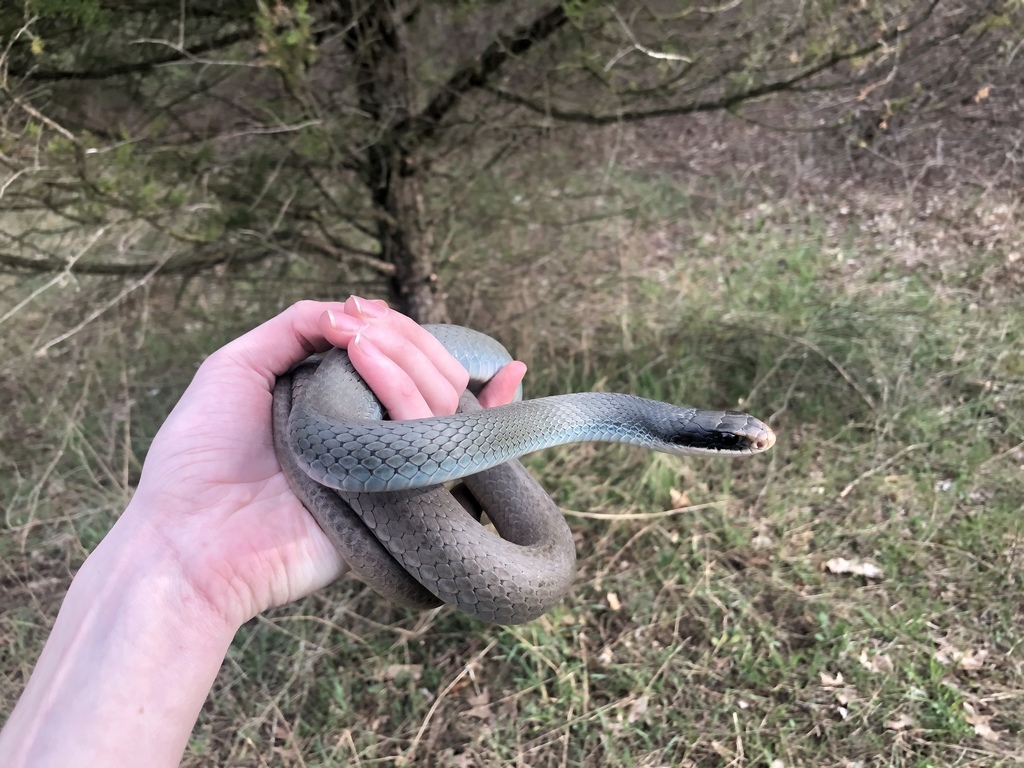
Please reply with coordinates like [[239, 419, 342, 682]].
[[2, 132, 1023, 766]]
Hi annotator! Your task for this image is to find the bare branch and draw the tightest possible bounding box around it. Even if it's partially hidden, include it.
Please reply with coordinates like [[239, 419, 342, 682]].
[[7, 29, 256, 82], [486, 1, 945, 127], [0, 227, 107, 330], [300, 235, 396, 275], [0, 246, 270, 276], [399, 4, 569, 144]]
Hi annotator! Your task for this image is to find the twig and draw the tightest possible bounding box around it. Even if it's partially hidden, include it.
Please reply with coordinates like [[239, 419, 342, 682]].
[[0, 227, 107, 330], [6, 91, 81, 145], [767, 330, 879, 414], [34, 249, 171, 356], [607, 7, 692, 71], [592, 522, 658, 591], [838, 443, 926, 499], [400, 638, 497, 765], [974, 440, 1024, 472], [562, 501, 722, 520]]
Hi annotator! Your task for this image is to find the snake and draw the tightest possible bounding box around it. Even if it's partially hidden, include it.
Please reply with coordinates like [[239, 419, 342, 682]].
[[272, 324, 775, 625]]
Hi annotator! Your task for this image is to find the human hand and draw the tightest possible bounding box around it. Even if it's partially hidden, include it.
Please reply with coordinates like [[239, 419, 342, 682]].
[[0, 297, 529, 768], [123, 297, 526, 630]]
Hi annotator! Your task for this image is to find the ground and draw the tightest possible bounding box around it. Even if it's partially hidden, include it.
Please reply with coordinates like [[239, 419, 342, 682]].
[[1, 111, 1022, 766]]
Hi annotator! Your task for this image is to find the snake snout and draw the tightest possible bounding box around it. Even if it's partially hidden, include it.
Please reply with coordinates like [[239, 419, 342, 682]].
[[753, 424, 776, 452], [719, 412, 775, 454]]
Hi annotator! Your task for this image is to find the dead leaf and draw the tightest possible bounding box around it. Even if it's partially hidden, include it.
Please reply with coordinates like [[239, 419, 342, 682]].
[[710, 741, 732, 759], [464, 690, 492, 720], [382, 664, 423, 682], [886, 713, 915, 731], [974, 85, 991, 103], [963, 703, 1001, 742], [859, 649, 894, 674], [789, 530, 814, 549], [606, 592, 622, 611], [820, 671, 845, 687], [958, 649, 989, 671], [627, 695, 649, 723], [824, 557, 884, 579], [935, 639, 988, 671], [669, 488, 691, 508]]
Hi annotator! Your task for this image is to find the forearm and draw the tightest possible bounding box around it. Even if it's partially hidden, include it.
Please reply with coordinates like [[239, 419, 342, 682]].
[[0, 506, 239, 768]]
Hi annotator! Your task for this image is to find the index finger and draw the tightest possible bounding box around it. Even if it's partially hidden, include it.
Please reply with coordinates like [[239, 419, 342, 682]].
[[341, 296, 469, 392], [217, 300, 349, 384]]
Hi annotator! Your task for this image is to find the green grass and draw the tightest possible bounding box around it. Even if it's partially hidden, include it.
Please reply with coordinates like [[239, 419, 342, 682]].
[[2, 149, 1023, 766]]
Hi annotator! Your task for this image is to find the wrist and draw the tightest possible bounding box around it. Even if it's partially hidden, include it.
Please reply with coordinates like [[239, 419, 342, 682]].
[[0, 501, 239, 767], [92, 502, 243, 639], [118, 482, 344, 628], [111, 490, 252, 636]]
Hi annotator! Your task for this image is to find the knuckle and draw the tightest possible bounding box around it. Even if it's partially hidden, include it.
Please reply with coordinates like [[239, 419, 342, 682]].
[[288, 299, 321, 316], [438, 389, 460, 415]]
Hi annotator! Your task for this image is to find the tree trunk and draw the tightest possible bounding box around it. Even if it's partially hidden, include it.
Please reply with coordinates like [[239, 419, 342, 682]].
[[377, 150, 445, 323], [344, 1, 446, 324]]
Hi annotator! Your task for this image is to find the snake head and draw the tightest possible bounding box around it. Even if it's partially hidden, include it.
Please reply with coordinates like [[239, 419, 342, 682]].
[[666, 409, 776, 455]]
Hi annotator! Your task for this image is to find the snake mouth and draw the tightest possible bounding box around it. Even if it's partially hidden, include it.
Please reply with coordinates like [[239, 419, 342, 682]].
[[715, 428, 775, 453], [669, 411, 776, 455]]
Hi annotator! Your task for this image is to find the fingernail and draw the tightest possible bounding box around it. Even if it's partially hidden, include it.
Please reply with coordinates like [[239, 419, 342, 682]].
[[326, 309, 338, 330], [351, 333, 382, 357], [353, 296, 388, 318], [331, 313, 369, 334]]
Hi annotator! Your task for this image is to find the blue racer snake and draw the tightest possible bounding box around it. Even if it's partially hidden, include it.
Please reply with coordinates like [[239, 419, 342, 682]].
[[272, 325, 775, 624]]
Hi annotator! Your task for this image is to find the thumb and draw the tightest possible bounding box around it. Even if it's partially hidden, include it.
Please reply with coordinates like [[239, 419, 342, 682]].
[[476, 361, 527, 409]]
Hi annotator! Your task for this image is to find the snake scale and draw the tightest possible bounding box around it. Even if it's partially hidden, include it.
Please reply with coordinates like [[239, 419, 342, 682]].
[[272, 325, 775, 624]]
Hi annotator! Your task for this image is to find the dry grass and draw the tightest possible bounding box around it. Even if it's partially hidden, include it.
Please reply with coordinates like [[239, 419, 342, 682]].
[[2, 115, 1023, 766]]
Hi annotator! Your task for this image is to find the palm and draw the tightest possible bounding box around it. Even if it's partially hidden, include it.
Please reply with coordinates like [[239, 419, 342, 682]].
[[134, 350, 342, 620]]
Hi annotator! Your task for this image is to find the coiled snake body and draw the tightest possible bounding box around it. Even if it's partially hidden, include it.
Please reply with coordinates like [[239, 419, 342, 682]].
[[272, 325, 775, 624]]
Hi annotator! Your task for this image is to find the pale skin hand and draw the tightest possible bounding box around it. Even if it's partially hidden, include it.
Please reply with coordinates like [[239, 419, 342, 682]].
[[0, 297, 526, 768]]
